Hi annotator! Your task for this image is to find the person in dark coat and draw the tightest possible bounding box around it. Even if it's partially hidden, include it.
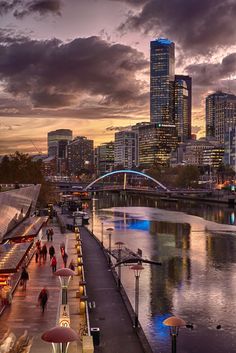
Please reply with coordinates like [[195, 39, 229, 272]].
[[49, 245, 55, 259], [42, 244, 47, 262], [38, 288, 48, 313], [20, 267, 29, 290]]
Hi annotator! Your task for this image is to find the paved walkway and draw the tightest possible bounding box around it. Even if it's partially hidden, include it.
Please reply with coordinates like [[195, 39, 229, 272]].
[[80, 226, 145, 353], [0, 222, 65, 353]]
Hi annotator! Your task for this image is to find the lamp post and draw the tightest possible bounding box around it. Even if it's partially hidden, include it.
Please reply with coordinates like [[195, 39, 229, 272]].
[[115, 241, 124, 288], [106, 227, 114, 265], [54, 268, 75, 305], [163, 316, 186, 353], [42, 326, 79, 353], [100, 217, 106, 247], [131, 264, 144, 328]]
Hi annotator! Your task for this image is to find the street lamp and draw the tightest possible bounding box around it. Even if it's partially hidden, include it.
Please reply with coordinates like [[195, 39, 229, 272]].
[[42, 326, 79, 353], [163, 316, 186, 353], [106, 227, 114, 265], [100, 217, 106, 247], [54, 268, 75, 305], [131, 264, 144, 328], [115, 241, 124, 288]]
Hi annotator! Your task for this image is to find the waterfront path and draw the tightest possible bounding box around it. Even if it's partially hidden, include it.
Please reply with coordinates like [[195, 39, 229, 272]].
[[80, 226, 146, 353]]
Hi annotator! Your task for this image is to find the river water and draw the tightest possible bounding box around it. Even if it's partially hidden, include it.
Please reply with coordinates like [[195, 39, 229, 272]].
[[89, 193, 236, 353]]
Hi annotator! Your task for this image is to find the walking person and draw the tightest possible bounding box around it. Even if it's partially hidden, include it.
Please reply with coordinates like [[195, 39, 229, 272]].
[[20, 267, 29, 290], [42, 244, 47, 262], [38, 288, 48, 313], [62, 250, 68, 268], [35, 247, 40, 263], [46, 229, 50, 242], [49, 245, 55, 260], [49, 228, 54, 241], [51, 255, 57, 273]]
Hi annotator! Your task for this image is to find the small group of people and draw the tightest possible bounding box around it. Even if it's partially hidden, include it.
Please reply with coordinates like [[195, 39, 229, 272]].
[[46, 228, 54, 242], [35, 240, 48, 264]]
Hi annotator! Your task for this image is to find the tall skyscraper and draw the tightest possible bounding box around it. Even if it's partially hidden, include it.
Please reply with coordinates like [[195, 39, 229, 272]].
[[150, 38, 175, 124], [206, 91, 236, 143], [47, 129, 72, 156], [174, 75, 192, 141]]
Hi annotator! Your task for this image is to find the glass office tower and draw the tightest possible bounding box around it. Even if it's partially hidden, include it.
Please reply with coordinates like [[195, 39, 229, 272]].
[[150, 38, 175, 124]]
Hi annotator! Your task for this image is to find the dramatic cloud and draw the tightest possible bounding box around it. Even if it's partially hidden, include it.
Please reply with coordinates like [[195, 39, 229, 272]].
[[186, 53, 236, 88], [118, 0, 236, 55], [0, 35, 148, 116], [0, 0, 61, 18]]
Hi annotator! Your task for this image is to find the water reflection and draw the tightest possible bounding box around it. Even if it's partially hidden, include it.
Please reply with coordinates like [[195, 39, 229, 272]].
[[91, 193, 236, 353]]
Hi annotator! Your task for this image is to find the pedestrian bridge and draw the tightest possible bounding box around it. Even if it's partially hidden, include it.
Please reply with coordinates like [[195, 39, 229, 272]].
[[85, 170, 170, 192]]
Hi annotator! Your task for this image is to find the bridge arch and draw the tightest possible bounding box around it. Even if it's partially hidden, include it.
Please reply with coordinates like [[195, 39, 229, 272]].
[[85, 169, 170, 192]]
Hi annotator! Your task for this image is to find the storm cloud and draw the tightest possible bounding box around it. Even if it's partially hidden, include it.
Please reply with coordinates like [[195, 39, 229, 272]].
[[0, 35, 148, 115], [0, 0, 61, 18], [117, 0, 236, 55]]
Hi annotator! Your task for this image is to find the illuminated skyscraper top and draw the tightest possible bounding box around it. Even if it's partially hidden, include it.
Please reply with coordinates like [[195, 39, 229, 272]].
[[150, 38, 175, 124]]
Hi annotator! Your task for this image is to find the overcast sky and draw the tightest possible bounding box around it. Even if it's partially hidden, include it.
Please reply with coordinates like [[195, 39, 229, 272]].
[[0, 0, 236, 154]]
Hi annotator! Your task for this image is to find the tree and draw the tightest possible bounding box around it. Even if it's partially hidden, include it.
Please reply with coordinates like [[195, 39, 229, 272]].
[[176, 165, 200, 188]]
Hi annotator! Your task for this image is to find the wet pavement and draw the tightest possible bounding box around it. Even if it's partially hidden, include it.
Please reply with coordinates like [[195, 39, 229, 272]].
[[0, 222, 65, 352]]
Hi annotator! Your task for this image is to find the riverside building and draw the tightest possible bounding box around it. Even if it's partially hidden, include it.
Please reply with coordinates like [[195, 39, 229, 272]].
[[138, 123, 178, 168]]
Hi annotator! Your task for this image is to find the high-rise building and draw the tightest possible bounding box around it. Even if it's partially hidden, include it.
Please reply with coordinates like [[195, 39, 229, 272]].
[[114, 131, 137, 169], [67, 136, 94, 176], [150, 38, 175, 124], [138, 123, 178, 167], [47, 129, 72, 157], [206, 91, 236, 143], [224, 126, 236, 171], [96, 142, 114, 175], [174, 75, 192, 141]]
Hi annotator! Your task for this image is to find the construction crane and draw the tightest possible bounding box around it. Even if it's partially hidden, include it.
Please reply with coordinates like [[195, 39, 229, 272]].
[[30, 140, 43, 154]]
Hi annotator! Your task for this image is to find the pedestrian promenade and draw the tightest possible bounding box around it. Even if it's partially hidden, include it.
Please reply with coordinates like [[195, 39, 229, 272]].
[[0, 222, 65, 353], [80, 226, 146, 353]]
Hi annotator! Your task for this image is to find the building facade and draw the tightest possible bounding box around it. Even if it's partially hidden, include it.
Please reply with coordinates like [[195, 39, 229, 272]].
[[114, 131, 137, 169], [174, 75, 192, 141], [67, 136, 94, 176], [224, 126, 236, 171], [206, 92, 236, 143], [150, 38, 175, 124], [96, 142, 114, 175], [138, 123, 178, 167], [47, 129, 72, 157]]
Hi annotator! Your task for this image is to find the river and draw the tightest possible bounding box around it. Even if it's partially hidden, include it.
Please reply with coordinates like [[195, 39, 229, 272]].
[[89, 193, 236, 353]]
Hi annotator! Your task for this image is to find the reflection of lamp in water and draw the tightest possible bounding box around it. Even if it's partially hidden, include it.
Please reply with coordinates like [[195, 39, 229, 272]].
[[131, 264, 144, 328], [42, 326, 79, 353], [55, 268, 75, 305], [106, 227, 114, 265], [163, 316, 186, 353], [115, 241, 124, 288]]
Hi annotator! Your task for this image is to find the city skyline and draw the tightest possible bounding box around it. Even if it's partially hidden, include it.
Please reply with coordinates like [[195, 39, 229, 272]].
[[1, 0, 236, 154]]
